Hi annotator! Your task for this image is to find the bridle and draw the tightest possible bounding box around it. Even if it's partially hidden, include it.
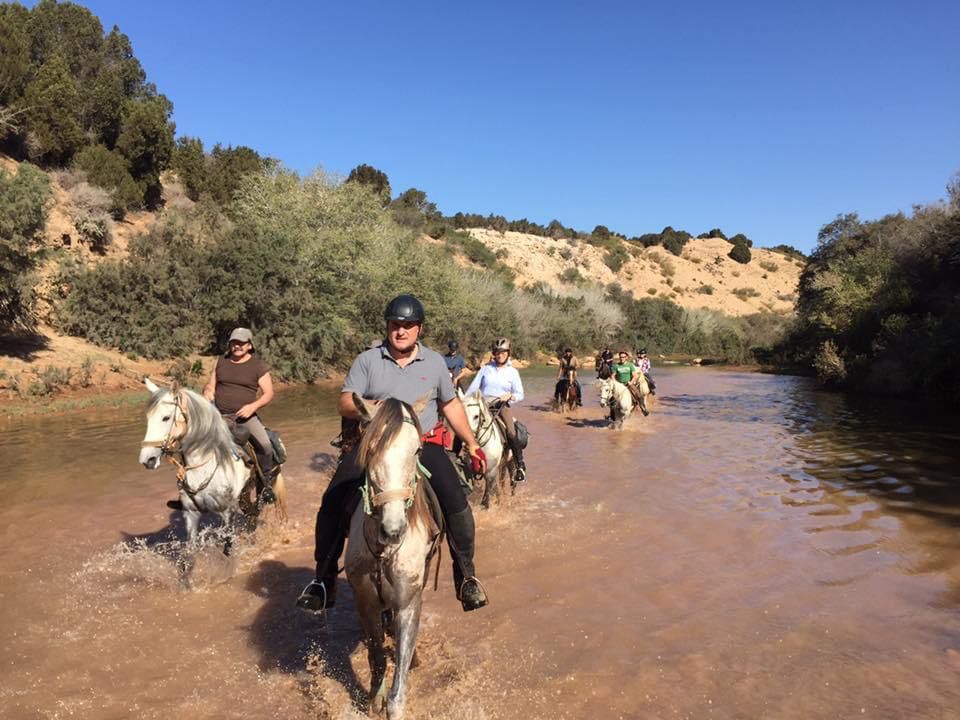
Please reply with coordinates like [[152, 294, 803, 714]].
[[141, 392, 220, 497], [360, 415, 429, 516], [466, 397, 500, 447], [141, 396, 184, 455]]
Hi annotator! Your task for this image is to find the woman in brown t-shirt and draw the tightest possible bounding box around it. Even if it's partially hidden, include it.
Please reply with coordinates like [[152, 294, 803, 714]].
[[204, 327, 277, 500]]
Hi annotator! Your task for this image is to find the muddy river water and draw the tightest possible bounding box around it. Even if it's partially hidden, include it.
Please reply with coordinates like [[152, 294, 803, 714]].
[[2, 366, 960, 719]]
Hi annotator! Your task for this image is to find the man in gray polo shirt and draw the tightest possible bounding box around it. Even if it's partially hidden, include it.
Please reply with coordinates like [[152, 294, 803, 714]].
[[298, 294, 490, 613]]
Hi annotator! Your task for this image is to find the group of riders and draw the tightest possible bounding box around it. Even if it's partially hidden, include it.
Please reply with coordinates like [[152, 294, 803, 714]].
[[554, 346, 657, 416], [180, 293, 654, 621]]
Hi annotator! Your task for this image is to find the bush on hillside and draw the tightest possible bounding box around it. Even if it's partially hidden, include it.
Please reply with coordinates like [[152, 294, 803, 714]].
[[0, 164, 51, 331], [728, 242, 752, 264], [73, 145, 142, 217]]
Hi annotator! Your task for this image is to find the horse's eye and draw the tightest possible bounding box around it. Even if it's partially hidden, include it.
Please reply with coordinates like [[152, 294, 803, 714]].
[[162, 415, 171, 422]]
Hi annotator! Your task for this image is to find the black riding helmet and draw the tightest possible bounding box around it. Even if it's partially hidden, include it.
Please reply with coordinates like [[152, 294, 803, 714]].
[[384, 294, 425, 323], [448, 339, 459, 351]]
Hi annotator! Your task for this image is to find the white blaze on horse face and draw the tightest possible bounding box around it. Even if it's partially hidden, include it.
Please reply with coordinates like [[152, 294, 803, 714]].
[[139, 393, 184, 469], [374, 416, 421, 543]]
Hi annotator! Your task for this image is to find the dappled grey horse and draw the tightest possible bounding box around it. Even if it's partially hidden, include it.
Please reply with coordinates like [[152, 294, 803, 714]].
[[345, 394, 442, 719]]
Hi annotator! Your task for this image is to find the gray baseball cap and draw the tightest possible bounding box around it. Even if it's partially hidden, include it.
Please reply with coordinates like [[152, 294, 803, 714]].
[[228, 327, 254, 346]]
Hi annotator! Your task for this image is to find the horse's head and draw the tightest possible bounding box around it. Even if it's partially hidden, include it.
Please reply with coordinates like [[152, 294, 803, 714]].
[[462, 390, 488, 434], [140, 377, 187, 469], [355, 393, 428, 546], [597, 378, 614, 406]]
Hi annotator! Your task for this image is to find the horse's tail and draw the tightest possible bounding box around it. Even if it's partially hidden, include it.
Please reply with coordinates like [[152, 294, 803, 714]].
[[272, 471, 289, 522]]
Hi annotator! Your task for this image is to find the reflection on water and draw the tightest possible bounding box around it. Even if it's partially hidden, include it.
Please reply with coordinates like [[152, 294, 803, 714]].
[[3, 368, 960, 719]]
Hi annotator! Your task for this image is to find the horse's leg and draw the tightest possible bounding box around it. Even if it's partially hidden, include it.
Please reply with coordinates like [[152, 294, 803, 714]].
[[388, 593, 423, 720], [178, 509, 201, 588], [353, 580, 388, 715], [221, 509, 234, 557]]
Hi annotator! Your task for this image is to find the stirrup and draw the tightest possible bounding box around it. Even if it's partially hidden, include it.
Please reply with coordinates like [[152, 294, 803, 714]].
[[296, 579, 333, 614], [514, 464, 526, 482], [458, 576, 489, 612], [166, 498, 183, 511]]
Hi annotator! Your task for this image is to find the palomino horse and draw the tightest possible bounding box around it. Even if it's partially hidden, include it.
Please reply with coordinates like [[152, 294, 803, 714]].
[[554, 377, 578, 414], [138, 378, 287, 583], [597, 376, 650, 430], [345, 395, 441, 720], [460, 389, 513, 507]]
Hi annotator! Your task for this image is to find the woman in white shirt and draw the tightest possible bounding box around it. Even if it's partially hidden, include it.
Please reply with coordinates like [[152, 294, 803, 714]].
[[465, 337, 527, 481]]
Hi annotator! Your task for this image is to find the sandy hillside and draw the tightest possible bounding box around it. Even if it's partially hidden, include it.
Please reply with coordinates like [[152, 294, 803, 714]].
[[463, 229, 803, 317]]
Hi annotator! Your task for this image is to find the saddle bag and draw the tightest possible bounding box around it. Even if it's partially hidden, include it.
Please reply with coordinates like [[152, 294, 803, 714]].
[[514, 420, 530, 449]]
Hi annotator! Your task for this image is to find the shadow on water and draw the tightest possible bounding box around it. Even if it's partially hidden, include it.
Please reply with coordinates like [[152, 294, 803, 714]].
[[565, 416, 609, 429], [245, 560, 368, 706]]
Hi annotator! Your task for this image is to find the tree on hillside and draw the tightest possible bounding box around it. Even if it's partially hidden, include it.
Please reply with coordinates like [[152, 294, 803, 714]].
[[21, 52, 84, 164], [0, 164, 51, 332], [116, 95, 175, 208], [728, 232, 753, 248], [83, 27, 146, 148], [206, 144, 267, 207], [0, 7, 31, 105], [346, 163, 390, 205], [171, 136, 206, 201], [391, 187, 440, 228]]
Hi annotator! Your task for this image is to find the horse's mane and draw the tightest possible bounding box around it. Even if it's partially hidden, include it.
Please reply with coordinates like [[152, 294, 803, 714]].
[[149, 387, 237, 465], [358, 398, 422, 470]]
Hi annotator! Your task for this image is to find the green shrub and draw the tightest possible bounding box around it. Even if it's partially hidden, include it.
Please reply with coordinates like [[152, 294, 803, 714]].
[[603, 243, 629, 272], [728, 242, 752, 264], [759, 260, 779, 272], [647, 287, 658, 295], [0, 163, 51, 332], [72, 145, 141, 217], [697, 285, 714, 295], [559, 247, 573, 260], [76, 356, 95, 388], [732, 287, 760, 300], [558, 267, 585, 285], [28, 365, 72, 396]]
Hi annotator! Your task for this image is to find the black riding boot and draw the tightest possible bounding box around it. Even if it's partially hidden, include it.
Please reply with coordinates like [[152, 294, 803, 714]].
[[296, 486, 353, 613], [511, 439, 526, 482], [256, 451, 276, 503], [446, 507, 488, 612]]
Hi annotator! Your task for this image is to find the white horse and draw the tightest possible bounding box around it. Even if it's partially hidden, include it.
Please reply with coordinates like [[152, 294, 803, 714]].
[[459, 389, 513, 507], [138, 378, 287, 583], [597, 376, 650, 430], [345, 395, 441, 720]]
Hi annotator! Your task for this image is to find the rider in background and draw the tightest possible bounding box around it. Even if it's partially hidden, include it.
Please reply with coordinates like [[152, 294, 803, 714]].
[[298, 295, 489, 613], [637, 348, 656, 395], [556, 348, 582, 406], [444, 339, 468, 389], [167, 328, 276, 508], [465, 337, 527, 482], [597, 347, 614, 377]]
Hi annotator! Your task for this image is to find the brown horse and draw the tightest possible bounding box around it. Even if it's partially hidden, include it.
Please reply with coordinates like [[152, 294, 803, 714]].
[[555, 378, 578, 414]]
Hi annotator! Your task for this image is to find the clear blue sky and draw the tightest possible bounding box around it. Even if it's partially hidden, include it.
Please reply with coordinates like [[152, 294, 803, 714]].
[[33, 0, 960, 252]]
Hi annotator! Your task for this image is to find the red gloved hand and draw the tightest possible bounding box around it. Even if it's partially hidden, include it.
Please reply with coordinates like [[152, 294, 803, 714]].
[[469, 447, 487, 476]]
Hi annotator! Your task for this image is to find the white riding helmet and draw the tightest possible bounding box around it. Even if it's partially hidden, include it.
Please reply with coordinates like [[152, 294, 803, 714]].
[[492, 337, 511, 353]]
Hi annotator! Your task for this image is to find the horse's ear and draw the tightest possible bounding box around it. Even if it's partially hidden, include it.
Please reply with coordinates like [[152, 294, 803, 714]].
[[353, 392, 377, 423], [412, 391, 431, 418], [144, 377, 160, 394]]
